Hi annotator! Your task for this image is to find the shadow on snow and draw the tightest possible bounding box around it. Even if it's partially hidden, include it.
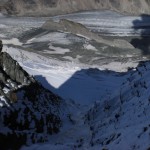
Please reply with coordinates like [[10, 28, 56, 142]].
[[35, 68, 127, 105], [35, 14, 150, 105], [131, 14, 150, 55]]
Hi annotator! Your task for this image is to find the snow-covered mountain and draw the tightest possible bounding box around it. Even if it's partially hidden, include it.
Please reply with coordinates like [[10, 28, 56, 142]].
[[0, 41, 62, 150], [85, 61, 150, 150], [2, 40, 150, 150]]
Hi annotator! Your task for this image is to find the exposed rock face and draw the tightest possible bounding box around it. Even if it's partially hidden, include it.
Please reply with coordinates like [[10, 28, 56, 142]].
[[0, 52, 32, 84], [0, 41, 62, 150], [0, 0, 150, 16]]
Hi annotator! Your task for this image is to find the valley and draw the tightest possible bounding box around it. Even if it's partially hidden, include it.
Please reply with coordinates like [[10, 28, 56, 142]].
[[0, 9, 150, 150]]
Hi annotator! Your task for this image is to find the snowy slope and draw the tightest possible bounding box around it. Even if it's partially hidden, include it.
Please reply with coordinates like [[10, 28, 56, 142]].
[[0, 50, 62, 150], [1, 10, 150, 150], [84, 61, 150, 150], [3, 44, 150, 150], [3, 46, 127, 105], [17, 57, 150, 150], [20, 52, 150, 150]]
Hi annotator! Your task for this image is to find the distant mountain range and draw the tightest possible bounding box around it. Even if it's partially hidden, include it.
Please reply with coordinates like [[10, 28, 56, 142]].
[[0, 0, 150, 16]]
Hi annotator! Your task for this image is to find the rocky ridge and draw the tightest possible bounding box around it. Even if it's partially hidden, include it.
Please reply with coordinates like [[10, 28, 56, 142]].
[[0, 41, 62, 150]]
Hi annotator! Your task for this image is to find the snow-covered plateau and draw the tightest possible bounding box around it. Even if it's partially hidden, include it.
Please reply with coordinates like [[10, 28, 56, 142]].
[[0, 10, 150, 150]]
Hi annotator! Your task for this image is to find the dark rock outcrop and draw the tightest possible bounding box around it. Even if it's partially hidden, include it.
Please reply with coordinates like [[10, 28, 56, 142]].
[[0, 52, 32, 84], [0, 41, 62, 150]]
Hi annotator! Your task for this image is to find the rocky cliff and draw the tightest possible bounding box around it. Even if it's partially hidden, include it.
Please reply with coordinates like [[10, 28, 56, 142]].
[[0, 41, 62, 150], [0, 0, 150, 16]]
